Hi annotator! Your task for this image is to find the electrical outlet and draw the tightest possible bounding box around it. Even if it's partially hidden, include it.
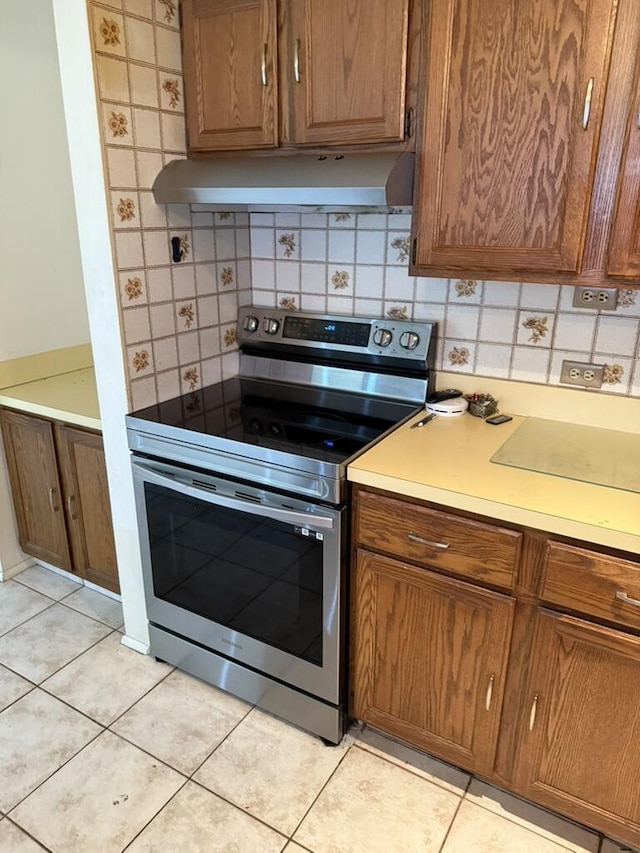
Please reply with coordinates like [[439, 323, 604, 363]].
[[572, 286, 619, 310], [560, 360, 604, 389]]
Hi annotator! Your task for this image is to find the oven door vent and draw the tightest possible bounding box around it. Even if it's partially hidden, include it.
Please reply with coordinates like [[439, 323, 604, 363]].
[[192, 479, 217, 492], [235, 490, 262, 503]]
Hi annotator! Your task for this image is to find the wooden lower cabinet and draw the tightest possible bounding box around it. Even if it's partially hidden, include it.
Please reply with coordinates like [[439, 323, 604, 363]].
[[351, 549, 515, 776], [1, 409, 119, 594], [350, 485, 640, 847], [514, 610, 640, 847]]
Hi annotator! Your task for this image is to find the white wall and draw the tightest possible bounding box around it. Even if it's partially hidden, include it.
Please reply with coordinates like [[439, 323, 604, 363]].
[[52, 0, 149, 652], [0, 1, 90, 360]]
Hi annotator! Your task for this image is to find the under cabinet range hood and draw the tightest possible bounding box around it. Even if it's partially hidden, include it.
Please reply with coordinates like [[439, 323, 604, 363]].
[[152, 152, 414, 207]]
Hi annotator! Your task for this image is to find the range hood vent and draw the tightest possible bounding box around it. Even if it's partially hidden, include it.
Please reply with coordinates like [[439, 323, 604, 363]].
[[152, 152, 414, 207]]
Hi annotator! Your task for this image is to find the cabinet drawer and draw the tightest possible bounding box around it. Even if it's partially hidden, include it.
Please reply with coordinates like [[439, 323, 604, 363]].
[[355, 491, 521, 590], [541, 542, 640, 631]]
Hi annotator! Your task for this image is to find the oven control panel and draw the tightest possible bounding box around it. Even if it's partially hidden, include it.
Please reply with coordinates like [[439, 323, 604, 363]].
[[238, 308, 436, 362]]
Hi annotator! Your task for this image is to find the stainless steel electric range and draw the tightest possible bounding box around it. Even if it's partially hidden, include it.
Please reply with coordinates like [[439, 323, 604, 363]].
[[126, 308, 437, 743]]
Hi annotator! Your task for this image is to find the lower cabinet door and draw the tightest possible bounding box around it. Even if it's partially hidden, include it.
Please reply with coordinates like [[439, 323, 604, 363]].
[[351, 549, 515, 776], [56, 425, 119, 594], [515, 609, 640, 847], [0, 410, 71, 569]]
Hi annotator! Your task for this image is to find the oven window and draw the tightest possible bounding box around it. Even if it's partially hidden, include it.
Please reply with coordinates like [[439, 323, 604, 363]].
[[145, 483, 324, 666]]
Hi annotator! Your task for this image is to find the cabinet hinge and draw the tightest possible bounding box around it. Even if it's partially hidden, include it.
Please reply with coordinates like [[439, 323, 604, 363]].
[[411, 237, 417, 265], [404, 108, 414, 139]]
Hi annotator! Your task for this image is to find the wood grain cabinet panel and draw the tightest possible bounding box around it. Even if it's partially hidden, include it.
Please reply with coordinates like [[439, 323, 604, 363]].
[[182, 0, 279, 151], [56, 425, 119, 594], [413, 0, 615, 277], [355, 489, 521, 590], [514, 609, 640, 847], [284, 0, 410, 146], [606, 49, 640, 278], [351, 549, 515, 776], [0, 410, 71, 570], [541, 541, 640, 631], [181, 0, 416, 152], [0, 409, 119, 594]]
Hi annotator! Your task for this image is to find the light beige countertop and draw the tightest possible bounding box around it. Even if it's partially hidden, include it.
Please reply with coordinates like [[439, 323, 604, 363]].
[[0, 345, 99, 430], [348, 377, 640, 555]]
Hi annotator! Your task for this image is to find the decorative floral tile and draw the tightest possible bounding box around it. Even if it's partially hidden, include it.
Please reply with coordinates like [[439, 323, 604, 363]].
[[618, 289, 638, 312], [386, 232, 410, 265], [450, 278, 483, 303], [331, 270, 350, 290], [223, 327, 238, 348], [104, 106, 132, 144], [160, 76, 182, 110], [387, 305, 409, 320], [170, 232, 190, 262], [448, 345, 471, 367], [277, 232, 298, 259], [111, 191, 139, 228], [521, 315, 550, 345], [219, 266, 234, 287], [93, 9, 125, 56], [176, 301, 197, 330], [119, 271, 147, 304], [333, 213, 351, 223], [182, 365, 200, 393], [603, 363, 625, 385], [127, 344, 153, 378], [156, 0, 179, 28], [279, 296, 298, 311]]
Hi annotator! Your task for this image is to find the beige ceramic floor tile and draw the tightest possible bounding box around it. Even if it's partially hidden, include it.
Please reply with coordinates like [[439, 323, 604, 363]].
[[0, 581, 52, 637], [0, 820, 48, 851], [294, 746, 460, 853], [0, 664, 33, 712], [465, 780, 599, 852], [62, 586, 124, 628], [14, 565, 81, 601], [194, 708, 350, 835], [11, 731, 185, 853], [127, 781, 287, 852], [42, 632, 172, 724], [442, 799, 587, 853], [112, 669, 250, 774], [0, 689, 101, 812], [0, 603, 112, 683], [355, 726, 470, 795]]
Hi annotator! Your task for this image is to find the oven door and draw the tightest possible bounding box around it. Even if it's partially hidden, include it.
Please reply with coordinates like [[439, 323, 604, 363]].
[[131, 456, 345, 704]]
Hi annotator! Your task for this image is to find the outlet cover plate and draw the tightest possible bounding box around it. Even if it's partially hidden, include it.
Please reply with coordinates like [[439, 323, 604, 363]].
[[572, 286, 619, 310], [560, 360, 604, 389]]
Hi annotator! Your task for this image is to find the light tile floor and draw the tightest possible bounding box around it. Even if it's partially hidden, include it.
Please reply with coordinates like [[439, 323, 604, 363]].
[[0, 565, 637, 853]]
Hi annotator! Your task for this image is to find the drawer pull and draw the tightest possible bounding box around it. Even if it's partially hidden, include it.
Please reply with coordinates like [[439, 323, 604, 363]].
[[485, 675, 494, 711], [615, 591, 640, 608], [529, 693, 539, 731], [48, 487, 59, 512], [407, 533, 449, 550], [66, 494, 77, 520], [293, 38, 301, 83]]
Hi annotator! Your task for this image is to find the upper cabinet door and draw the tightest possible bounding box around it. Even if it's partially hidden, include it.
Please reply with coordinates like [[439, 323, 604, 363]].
[[606, 52, 640, 278], [182, 0, 278, 151], [413, 0, 616, 277], [285, 0, 410, 146]]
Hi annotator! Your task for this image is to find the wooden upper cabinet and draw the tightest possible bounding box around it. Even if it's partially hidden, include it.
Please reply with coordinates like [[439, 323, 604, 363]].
[[0, 411, 71, 570], [413, 0, 617, 277], [283, 0, 410, 146], [56, 426, 119, 594], [606, 50, 640, 278], [351, 550, 515, 776], [515, 609, 640, 846], [182, 0, 279, 151]]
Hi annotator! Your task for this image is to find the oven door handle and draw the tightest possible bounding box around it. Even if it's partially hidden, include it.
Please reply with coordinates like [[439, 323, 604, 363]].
[[133, 460, 336, 530]]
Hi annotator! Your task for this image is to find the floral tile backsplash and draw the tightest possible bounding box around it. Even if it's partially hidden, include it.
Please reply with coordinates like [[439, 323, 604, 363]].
[[249, 212, 640, 397], [89, 0, 638, 406]]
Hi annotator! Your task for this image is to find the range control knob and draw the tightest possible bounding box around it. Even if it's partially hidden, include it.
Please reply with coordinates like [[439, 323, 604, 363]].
[[262, 317, 280, 335], [400, 331, 420, 350], [242, 315, 259, 332], [373, 328, 393, 348]]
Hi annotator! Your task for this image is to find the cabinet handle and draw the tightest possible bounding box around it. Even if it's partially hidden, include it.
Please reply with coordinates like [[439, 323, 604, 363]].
[[615, 590, 640, 608], [66, 494, 77, 520], [485, 675, 494, 711], [529, 693, 539, 731], [260, 43, 268, 86], [293, 38, 301, 83], [407, 533, 450, 550], [582, 77, 594, 129], [48, 487, 59, 512]]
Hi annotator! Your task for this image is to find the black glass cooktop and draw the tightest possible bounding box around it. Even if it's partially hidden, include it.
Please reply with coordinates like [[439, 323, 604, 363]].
[[129, 377, 419, 465]]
